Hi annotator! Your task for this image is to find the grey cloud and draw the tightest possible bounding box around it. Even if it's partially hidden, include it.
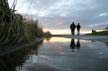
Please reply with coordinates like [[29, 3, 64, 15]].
[[8, 0, 108, 30]]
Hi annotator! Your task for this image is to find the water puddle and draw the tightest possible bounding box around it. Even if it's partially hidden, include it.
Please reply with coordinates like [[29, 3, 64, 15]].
[[0, 37, 108, 71]]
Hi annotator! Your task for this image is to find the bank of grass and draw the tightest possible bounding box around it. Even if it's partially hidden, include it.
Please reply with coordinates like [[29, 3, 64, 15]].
[[86, 30, 108, 35], [0, 0, 51, 45]]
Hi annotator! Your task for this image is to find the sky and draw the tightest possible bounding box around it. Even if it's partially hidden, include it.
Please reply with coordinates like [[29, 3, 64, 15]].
[[8, 0, 108, 34]]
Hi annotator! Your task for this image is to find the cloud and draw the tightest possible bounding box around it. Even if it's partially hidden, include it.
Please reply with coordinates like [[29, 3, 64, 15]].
[[8, 0, 108, 30]]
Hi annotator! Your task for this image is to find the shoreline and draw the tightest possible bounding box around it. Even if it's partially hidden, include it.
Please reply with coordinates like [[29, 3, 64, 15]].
[[51, 35, 108, 42]]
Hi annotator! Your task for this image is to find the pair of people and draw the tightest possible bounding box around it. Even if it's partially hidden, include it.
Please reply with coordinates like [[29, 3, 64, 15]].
[[70, 22, 81, 35], [70, 39, 80, 52]]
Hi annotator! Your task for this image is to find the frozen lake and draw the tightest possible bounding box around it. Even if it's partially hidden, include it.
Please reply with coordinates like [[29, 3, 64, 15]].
[[0, 37, 108, 71]]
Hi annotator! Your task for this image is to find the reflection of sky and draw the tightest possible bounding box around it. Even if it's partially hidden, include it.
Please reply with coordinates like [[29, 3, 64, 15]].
[[43, 37, 95, 43], [43, 37, 71, 43], [8, 0, 108, 34], [17, 37, 108, 71]]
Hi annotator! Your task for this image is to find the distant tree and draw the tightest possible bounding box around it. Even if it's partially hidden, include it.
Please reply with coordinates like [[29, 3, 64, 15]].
[[44, 31, 51, 37], [92, 29, 96, 34]]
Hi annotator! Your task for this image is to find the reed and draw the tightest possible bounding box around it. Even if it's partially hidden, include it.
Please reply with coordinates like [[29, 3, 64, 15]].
[[0, 0, 31, 45], [0, 0, 51, 45]]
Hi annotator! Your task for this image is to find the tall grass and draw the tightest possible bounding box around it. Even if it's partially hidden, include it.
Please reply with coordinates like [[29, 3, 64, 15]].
[[0, 0, 51, 45], [0, 0, 32, 45]]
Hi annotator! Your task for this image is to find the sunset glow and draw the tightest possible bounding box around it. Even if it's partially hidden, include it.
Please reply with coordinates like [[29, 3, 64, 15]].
[[43, 29, 92, 35]]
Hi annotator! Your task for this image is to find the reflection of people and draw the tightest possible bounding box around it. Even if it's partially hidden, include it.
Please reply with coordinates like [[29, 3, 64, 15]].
[[105, 42, 108, 47], [70, 39, 75, 52], [76, 39, 80, 52], [76, 23, 81, 35], [70, 22, 76, 35], [91, 40, 95, 43], [70, 39, 81, 52]]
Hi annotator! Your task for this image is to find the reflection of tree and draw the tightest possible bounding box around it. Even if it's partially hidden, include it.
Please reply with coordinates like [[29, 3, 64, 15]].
[[0, 40, 43, 71], [104, 42, 108, 47], [91, 40, 96, 43], [45, 37, 51, 42], [70, 39, 81, 52]]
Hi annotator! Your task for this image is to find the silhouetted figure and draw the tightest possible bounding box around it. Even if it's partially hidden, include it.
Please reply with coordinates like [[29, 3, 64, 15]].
[[70, 39, 75, 52], [70, 22, 76, 35], [76, 39, 80, 52], [76, 23, 81, 35]]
